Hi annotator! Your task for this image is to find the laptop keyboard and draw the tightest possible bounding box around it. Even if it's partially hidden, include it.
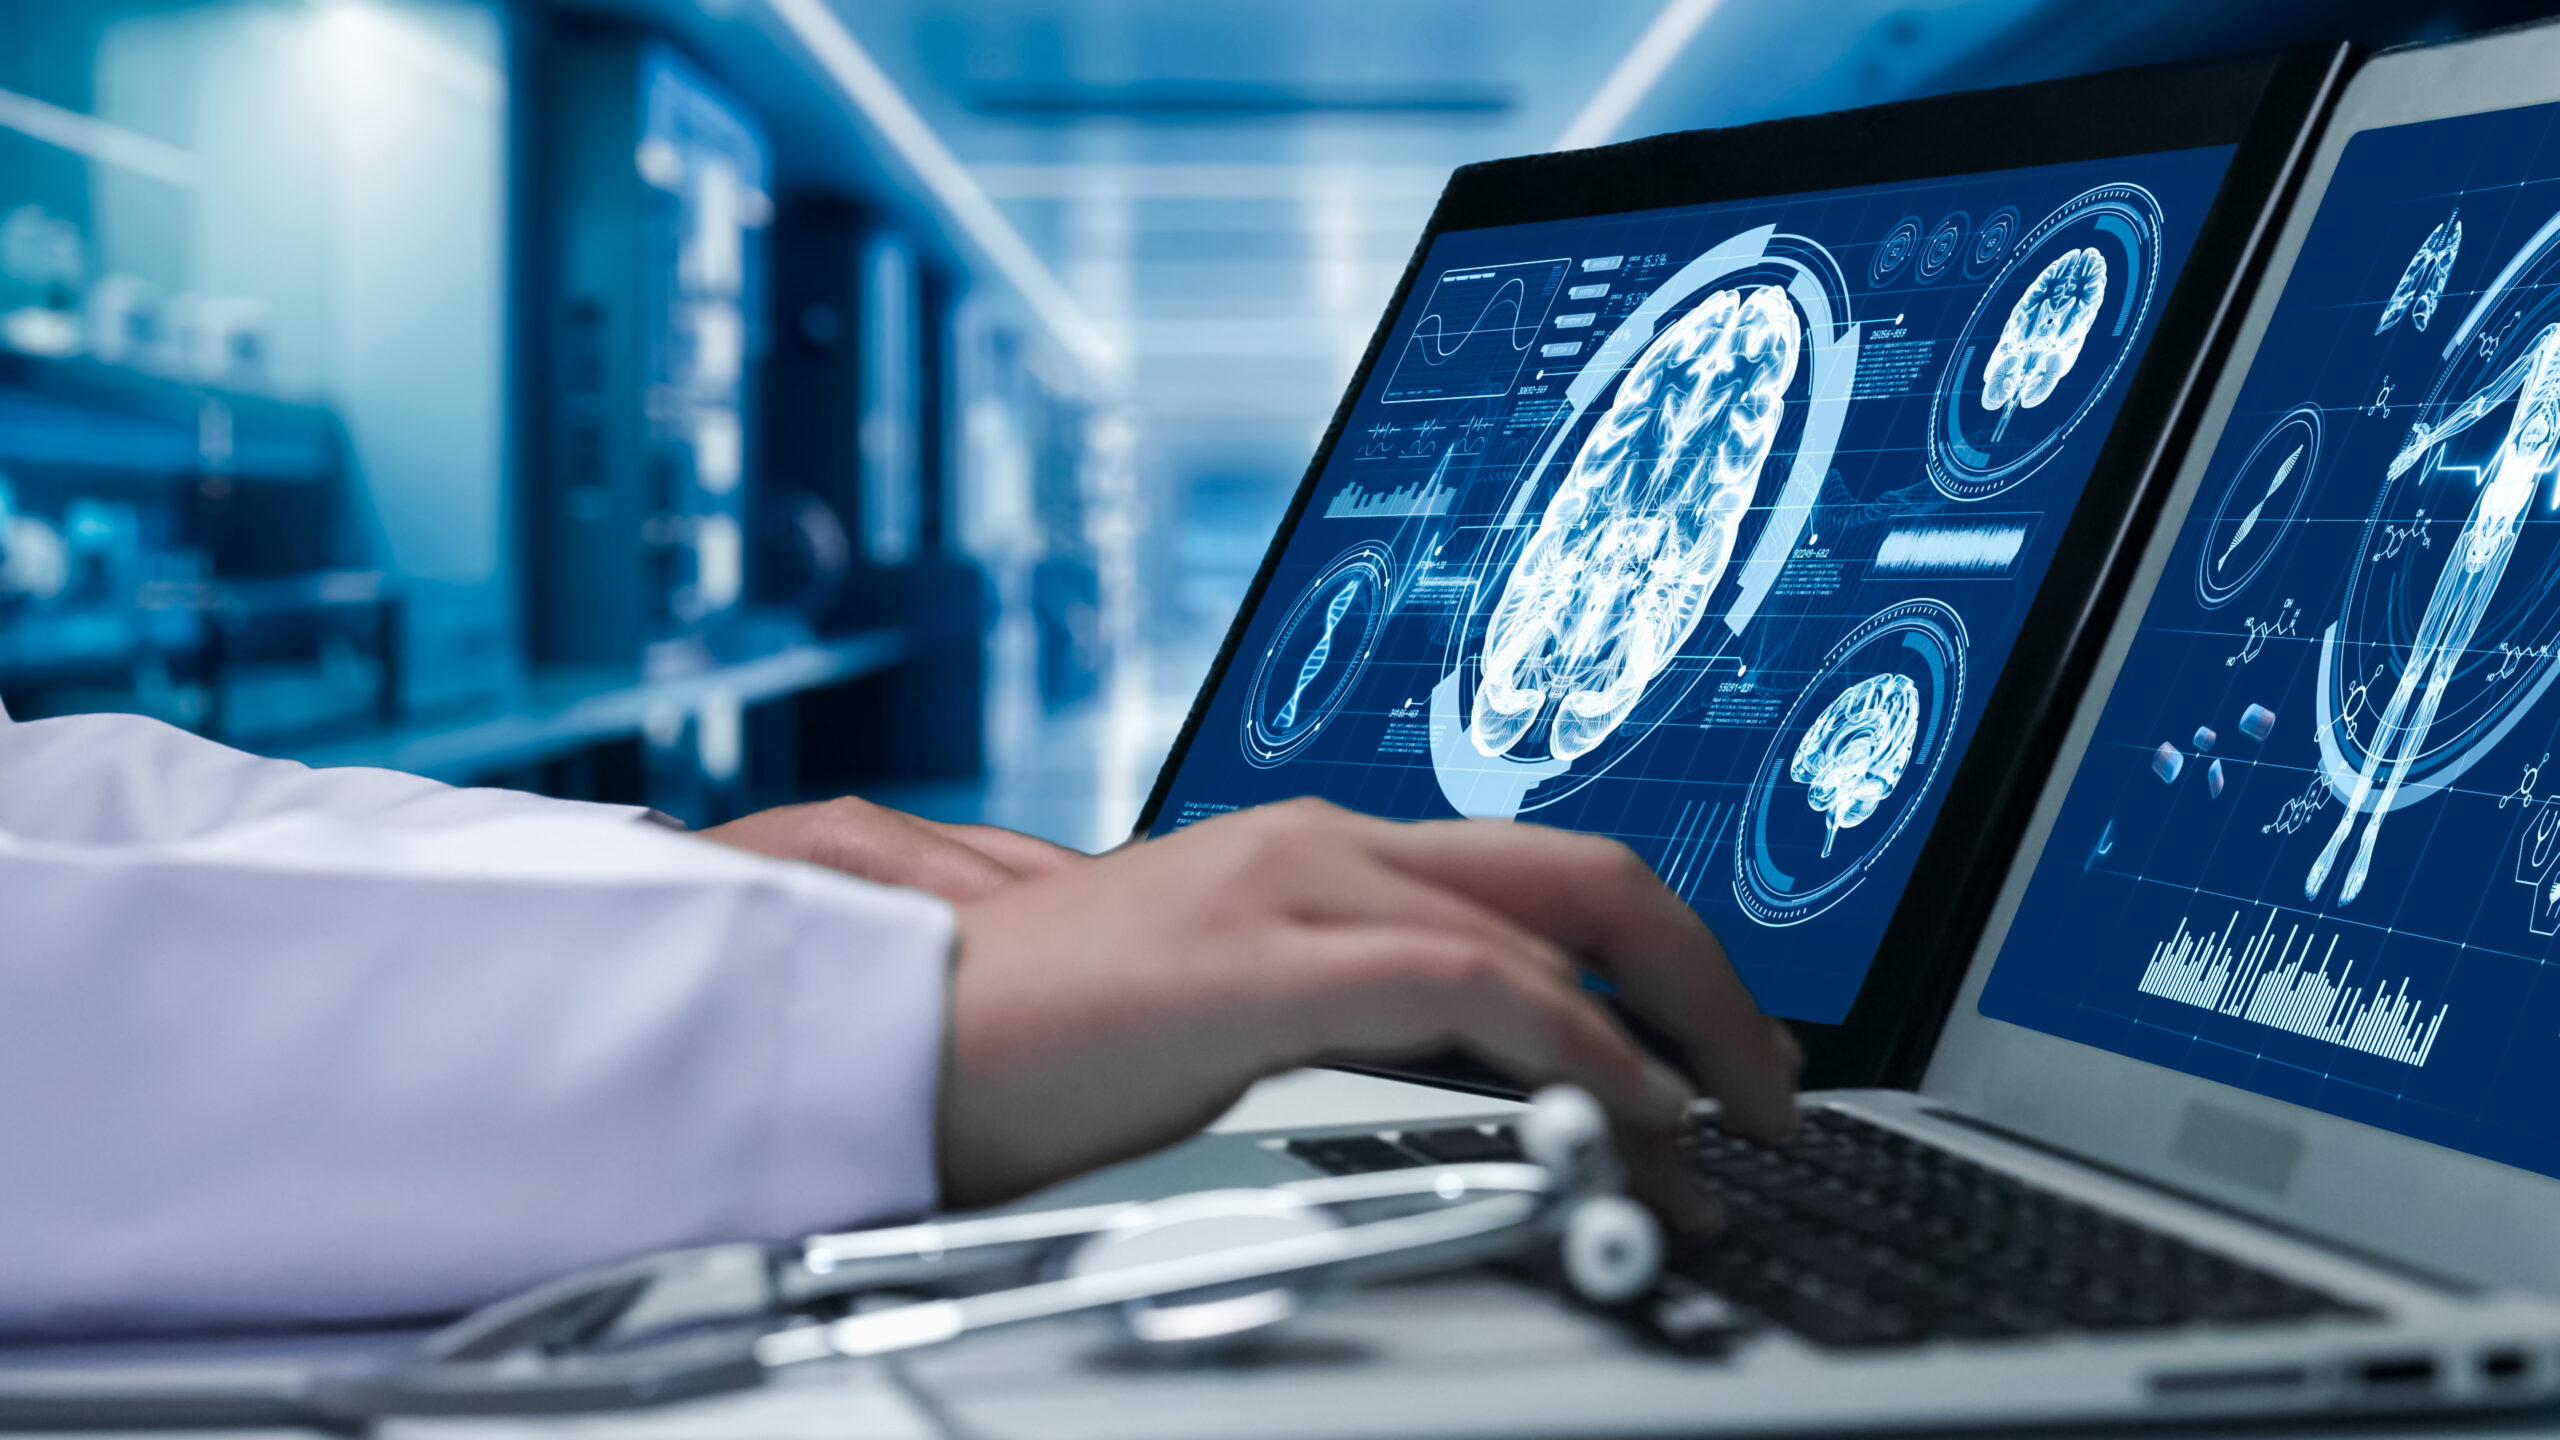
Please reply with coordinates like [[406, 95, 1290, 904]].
[[1286, 1106, 2373, 1350]]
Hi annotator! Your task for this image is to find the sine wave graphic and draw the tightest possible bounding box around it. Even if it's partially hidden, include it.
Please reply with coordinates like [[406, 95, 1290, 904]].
[[1405, 277, 1537, 367]]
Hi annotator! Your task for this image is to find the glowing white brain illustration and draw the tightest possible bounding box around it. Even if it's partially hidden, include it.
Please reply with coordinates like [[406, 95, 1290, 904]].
[[1790, 672, 1920, 858], [1980, 247, 2108, 439], [1470, 283, 1802, 762], [2377, 211, 2461, 335]]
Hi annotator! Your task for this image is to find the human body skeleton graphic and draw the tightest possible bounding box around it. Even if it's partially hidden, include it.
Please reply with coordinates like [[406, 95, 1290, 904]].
[[2307, 321, 2560, 904]]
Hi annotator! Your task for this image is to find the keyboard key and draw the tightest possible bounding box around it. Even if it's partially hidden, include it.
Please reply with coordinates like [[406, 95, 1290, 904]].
[[1285, 1135, 1417, 1175], [1400, 1125, 1522, 1163]]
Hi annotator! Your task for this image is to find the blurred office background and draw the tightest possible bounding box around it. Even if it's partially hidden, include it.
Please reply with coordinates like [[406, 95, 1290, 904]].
[[2, 0, 2554, 851]]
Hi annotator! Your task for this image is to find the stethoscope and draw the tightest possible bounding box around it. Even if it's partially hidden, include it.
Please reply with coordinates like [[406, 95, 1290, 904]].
[[317, 1086, 1662, 1419]]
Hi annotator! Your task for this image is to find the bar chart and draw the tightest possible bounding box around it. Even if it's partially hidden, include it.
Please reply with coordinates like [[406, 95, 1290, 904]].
[[2136, 909, 2448, 1067]]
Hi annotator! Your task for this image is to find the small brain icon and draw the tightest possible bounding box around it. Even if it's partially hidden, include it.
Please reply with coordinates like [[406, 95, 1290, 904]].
[[1790, 672, 1921, 858], [2377, 211, 2461, 335], [1980, 247, 2108, 441], [1471, 283, 1801, 762]]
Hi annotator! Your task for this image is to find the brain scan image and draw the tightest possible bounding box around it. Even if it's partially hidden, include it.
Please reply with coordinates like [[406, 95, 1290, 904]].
[[2377, 210, 2461, 335], [1470, 283, 1802, 762], [1790, 672, 1921, 857], [1981, 247, 2108, 441]]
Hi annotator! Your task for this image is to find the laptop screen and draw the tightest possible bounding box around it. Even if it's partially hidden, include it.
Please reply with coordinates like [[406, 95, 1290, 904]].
[[1149, 144, 2235, 1025], [1979, 101, 2560, 1179]]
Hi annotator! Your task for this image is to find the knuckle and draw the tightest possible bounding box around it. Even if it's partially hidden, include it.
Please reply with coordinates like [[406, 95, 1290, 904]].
[[1240, 797, 1348, 855], [1269, 795, 1344, 831]]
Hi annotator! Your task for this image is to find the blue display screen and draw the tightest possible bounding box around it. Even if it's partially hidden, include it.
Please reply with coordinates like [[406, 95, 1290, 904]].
[[1980, 104, 2560, 1179], [1153, 146, 2235, 1024]]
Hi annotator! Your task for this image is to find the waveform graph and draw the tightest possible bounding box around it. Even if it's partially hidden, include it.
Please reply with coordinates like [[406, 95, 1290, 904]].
[[2136, 909, 2447, 1066], [1382, 258, 1573, 404], [1871, 521, 2031, 578]]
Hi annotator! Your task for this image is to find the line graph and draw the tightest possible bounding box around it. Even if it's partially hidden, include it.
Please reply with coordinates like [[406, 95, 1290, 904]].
[[1383, 258, 1572, 403], [2136, 910, 2447, 1066]]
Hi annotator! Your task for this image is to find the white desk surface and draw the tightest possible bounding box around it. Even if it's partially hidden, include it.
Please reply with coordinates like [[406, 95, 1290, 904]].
[[1209, 1067, 1524, 1135], [31, 1072, 2560, 1440]]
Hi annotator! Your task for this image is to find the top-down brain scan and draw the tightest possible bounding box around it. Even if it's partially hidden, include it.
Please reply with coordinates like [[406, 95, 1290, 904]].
[[1470, 283, 1803, 762], [1980, 247, 2108, 440], [1790, 672, 1921, 857], [2377, 210, 2461, 335]]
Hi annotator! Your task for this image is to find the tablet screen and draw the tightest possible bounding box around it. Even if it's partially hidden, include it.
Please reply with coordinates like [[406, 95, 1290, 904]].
[[1981, 102, 2560, 1178], [1149, 144, 2234, 1025]]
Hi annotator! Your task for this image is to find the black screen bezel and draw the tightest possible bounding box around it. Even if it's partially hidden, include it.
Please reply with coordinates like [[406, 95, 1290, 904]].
[[1132, 46, 2350, 1092]]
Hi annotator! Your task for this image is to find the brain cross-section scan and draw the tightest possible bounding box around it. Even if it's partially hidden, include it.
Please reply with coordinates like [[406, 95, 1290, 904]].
[[1470, 284, 1802, 762], [2377, 210, 2461, 334], [1981, 248, 2108, 441], [1791, 673, 1921, 857]]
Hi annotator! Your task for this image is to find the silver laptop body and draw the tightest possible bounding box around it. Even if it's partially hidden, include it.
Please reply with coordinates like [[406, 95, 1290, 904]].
[[954, 24, 2560, 1437]]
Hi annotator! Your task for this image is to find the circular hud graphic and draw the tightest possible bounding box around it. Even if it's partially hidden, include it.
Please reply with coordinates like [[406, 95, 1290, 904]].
[[2196, 404, 2321, 610], [1916, 212, 1968, 284], [1734, 599, 1968, 927], [1966, 206, 2022, 280], [1243, 542, 1392, 768], [1926, 184, 2163, 501], [1869, 216, 1923, 288]]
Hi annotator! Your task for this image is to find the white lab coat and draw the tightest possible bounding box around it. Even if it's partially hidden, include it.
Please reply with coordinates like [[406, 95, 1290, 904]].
[[0, 699, 954, 1331]]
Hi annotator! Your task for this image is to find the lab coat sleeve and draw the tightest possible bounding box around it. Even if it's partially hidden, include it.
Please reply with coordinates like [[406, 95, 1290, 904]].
[[0, 808, 954, 1330], [0, 706, 656, 845]]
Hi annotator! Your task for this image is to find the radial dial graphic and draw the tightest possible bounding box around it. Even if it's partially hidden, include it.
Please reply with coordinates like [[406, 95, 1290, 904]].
[[1929, 185, 2161, 500], [1792, 672, 1922, 857], [1736, 600, 1967, 927], [1242, 543, 1392, 768], [2196, 404, 2321, 610]]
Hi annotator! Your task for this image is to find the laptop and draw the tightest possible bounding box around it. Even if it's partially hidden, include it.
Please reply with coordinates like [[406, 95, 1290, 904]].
[[1063, 28, 2560, 1436], [1138, 52, 2336, 1094]]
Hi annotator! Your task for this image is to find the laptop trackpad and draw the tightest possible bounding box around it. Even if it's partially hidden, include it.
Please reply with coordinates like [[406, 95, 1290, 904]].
[[2170, 1101, 2304, 1196]]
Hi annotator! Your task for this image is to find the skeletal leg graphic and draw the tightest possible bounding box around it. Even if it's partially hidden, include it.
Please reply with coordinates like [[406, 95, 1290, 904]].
[[2309, 497, 2518, 901], [2341, 550, 2509, 901]]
